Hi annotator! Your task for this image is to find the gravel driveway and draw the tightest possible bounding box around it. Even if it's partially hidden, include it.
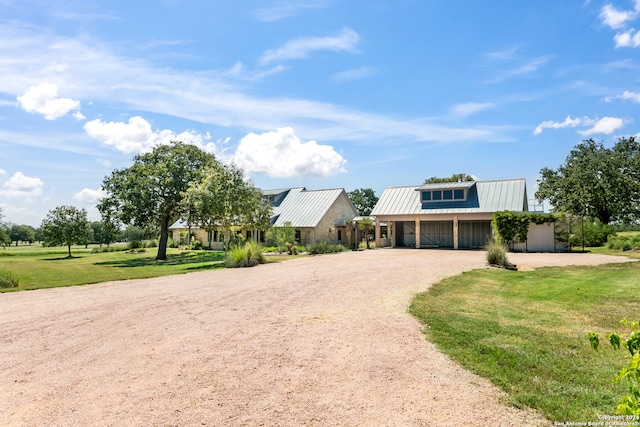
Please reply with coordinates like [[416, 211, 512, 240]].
[[0, 249, 633, 426]]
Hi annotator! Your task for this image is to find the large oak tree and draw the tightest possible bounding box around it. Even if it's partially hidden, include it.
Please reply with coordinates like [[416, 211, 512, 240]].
[[99, 141, 218, 260], [536, 137, 640, 224]]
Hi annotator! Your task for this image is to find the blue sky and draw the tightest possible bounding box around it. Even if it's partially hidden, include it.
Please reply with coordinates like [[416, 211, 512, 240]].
[[1, 0, 640, 227]]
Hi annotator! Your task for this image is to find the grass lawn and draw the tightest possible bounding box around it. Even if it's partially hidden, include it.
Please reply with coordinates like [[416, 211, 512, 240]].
[[409, 259, 640, 423], [0, 245, 227, 291], [0, 244, 305, 292]]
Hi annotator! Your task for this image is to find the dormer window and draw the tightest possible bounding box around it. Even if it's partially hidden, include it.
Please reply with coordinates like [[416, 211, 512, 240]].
[[421, 189, 466, 202], [417, 181, 474, 205]]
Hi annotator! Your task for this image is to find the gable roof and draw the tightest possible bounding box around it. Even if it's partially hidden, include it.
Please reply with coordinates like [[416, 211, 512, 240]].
[[269, 187, 356, 227], [370, 178, 528, 216]]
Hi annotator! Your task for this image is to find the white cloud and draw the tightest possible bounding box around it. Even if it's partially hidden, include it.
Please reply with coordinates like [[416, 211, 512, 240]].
[[0, 20, 510, 146], [485, 56, 553, 84], [599, 1, 640, 47], [614, 28, 640, 47], [0, 169, 5, 176], [83, 116, 217, 155], [331, 67, 376, 82], [16, 83, 81, 120], [261, 28, 359, 64], [578, 116, 625, 136], [451, 102, 495, 118], [232, 127, 346, 178], [255, 1, 328, 21], [599, 4, 638, 29], [0, 172, 44, 198], [606, 90, 640, 102], [533, 116, 582, 135], [73, 188, 106, 204]]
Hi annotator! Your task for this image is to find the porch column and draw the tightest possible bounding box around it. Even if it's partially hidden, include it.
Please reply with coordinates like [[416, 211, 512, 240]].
[[415, 217, 420, 249], [391, 221, 396, 248], [453, 216, 459, 250], [375, 218, 381, 247]]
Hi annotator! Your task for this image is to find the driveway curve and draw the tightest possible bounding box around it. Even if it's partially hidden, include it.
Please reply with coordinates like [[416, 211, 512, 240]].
[[0, 249, 632, 426]]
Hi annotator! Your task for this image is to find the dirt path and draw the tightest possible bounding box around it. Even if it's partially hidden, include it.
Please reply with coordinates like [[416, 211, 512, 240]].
[[0, 249, 633, 426]]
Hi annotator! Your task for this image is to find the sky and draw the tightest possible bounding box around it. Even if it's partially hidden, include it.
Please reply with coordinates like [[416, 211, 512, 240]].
[[1, 0, 640, 227]]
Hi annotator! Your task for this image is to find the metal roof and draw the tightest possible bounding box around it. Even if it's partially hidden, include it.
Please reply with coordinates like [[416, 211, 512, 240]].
[[269, 187, 355, 227], [370, 179, 528, 216], [415, 181, 476, 191]]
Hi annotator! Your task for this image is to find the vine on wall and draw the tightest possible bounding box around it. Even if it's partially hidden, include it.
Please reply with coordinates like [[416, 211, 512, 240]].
[[491, 211, 560, 245]]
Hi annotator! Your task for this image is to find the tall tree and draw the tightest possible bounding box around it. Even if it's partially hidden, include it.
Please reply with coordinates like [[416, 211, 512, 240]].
[[99, 141, 218, 260], [424, 173, 475, 184], [0, 208, 9, 247], [8, 224, 36, 246], [182, 163, 263, 250], [348, 188, 378, 216], [41, 205, 90, 257], [536, 138, 640, 224], [91, 221, 117, 247]]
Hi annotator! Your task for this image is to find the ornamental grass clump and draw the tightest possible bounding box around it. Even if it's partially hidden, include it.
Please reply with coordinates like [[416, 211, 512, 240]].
[[0, 268, 19, 288], [485, 237, 515, 270], [224, 241, 266, 268]]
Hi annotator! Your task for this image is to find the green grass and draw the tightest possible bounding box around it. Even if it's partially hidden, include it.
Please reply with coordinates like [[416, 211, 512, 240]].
[[409, 261, 640, 422], [0, 245, 227, 291], [0, 243, 307, 291]]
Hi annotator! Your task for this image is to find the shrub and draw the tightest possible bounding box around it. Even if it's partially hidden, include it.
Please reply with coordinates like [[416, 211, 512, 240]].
[[286, 242, 298, 255], [570, 220, 615, 248], [485, 237, 514, 269], [167, 239, 178, 248], [188, 239, 203, 250], [307, 241, 347, 255], [128, 240, 143, 250], [224, 242, 266, 267], [607, 235, 640, 251], [589, 320, 640, 418], [0, 269, 19, 288], [91, 246, 128, 253], [145, 239, 158, 248], [245, 241, 266, 265]]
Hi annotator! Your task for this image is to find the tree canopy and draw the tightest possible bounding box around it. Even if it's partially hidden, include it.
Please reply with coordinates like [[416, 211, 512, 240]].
[[0, 208, 10, 247], [424, 173, 475, 184], [8, 224, 36, 246], [536, 137, 640, 224], [182, 163, 267, 250], [40, 205, 90, 257], [348, 188, 378, 216], [99, 141, 217, 260]]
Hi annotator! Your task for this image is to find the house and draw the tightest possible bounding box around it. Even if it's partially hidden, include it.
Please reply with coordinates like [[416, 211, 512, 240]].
[[170, 187, 359, 248], [370, 178, 563, 251], [264, 187, 358, 246]]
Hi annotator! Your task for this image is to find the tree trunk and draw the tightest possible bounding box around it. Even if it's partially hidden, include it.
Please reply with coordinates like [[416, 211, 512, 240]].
[[67, 244, 72, 258], [157, 216, 170, 260]]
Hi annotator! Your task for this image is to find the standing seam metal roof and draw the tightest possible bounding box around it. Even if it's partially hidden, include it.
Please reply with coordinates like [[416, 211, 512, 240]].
[[370, 179, 527, 216], [270, 187, 352, 227]]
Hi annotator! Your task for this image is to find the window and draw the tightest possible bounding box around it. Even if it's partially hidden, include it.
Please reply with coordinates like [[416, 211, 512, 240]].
[[421, 186, 469, 204]]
